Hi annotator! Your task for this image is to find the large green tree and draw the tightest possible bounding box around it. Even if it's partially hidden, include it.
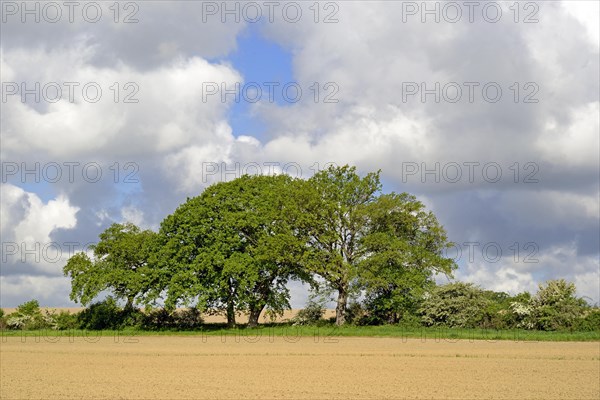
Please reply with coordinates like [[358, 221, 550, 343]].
[[63, 222, 157, 309], [359, 192, 457, 324], [154, 174, 309, 327], [301, 165, 456, 325]]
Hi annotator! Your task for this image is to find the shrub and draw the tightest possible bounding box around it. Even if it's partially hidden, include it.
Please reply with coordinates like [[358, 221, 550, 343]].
[[530, 280, 585, 331], [173, 308, 203, 329], [0, 309, 6, 330], [292, 300, 325, 326], [6, 299, 49, 330], [142, 308, 175, 330], [575, 308, 600, 331], [419, 282, 490, 328], [17, 299, 42, 316], [345, 301, 367, 325], [509, 301, 535, 329], [121, 308, 145, 329], [141, 307, 204, 330], [77, 297, 124, 330], [396, 313, 422, 328], [50, 310, 79, 330]]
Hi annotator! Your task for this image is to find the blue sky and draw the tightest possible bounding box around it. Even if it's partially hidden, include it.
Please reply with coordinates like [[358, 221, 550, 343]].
[[225, 25, 295, 141]]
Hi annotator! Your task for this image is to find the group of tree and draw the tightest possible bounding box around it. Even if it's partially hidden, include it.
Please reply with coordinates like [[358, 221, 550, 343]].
[[36, 164, 598, 332], [61, 165, 455, 328]]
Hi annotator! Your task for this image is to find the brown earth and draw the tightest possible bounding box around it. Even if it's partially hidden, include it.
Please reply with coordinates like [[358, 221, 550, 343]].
[[1, 335, 598, 399]]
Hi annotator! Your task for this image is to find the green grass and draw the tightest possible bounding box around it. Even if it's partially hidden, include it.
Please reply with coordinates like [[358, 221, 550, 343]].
[[2, 324, 599, 342]]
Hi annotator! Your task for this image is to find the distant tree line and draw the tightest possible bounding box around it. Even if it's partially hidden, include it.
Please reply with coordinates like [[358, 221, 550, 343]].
[[2, 165, 597, 332]]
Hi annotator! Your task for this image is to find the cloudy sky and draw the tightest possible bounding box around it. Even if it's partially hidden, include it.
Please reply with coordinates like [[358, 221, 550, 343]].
[[1, 0, 598, 308]]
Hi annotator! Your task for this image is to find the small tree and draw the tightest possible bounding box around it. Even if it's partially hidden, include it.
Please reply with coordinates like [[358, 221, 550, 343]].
[[63, 222, 157, 309]]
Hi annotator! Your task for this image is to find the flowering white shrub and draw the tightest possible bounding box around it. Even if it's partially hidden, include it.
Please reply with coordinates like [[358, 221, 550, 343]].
[[509, 301, 534, 329]]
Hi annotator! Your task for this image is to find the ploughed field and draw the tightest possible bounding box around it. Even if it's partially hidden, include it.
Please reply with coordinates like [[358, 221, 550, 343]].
[[1, 335, 598, 399]]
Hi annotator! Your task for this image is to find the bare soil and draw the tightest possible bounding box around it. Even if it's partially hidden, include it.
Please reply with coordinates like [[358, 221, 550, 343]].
[[1, 336, 598, 399]]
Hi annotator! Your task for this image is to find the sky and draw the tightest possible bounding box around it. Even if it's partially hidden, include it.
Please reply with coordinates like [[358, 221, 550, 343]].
[[1, 0, 599, 308]]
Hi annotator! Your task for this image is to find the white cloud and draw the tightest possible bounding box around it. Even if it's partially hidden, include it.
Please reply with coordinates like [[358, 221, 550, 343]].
[[1, 184, 79, 275], [536, 102, 600, 168], [2, 47, 242, 160], [457, 242, 600, 304], [2, 184, 79, 245], [562, 0, 600, 46], [1, 1, 598, 307], [0, 275, 76, 307], [120, 205, 145, 228]]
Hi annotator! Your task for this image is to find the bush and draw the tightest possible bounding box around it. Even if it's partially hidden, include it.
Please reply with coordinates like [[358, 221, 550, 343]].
[[345, 302, 367, 325], [574, 308, 600, 332], [121, 308, 145, 329], [50, 310, 79, 330], [6, 299, 50, 330], [530, 280, 585, 331], [396, 313, 422, 328], [141, 307, 204, 330], [419, 282, 489, 328], [77, 297, 124, 330], [292, 300, 325, 325], [173, 308, 203, 329], [142, 308, 175, 330]]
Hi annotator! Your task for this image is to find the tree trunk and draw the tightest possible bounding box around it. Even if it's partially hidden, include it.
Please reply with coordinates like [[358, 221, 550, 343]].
[[335, 285, 348, 326], [226, 298, 236, 328], [247, 304, 265, 328]]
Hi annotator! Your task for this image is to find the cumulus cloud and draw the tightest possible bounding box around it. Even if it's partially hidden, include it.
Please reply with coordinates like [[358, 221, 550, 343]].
[[1, 1, 598, 306], [0, 184, 79, 281]]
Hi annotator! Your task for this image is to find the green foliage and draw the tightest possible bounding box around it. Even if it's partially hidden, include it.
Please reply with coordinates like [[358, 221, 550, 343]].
[[49, 311, 79, 330], [530, 279, 585, 331], [16, 299, 41, 316], [154, 174, 310, 327], [575, 308, 600, 331], [139, 308, 204, 330], [359, 192, 457, 325], [6, 299, 49, 330], [301, 165, 456, 325], [2, 301, 80, 331], [479, 290, 514, 329], [345, 301, 368, 325], [63, 222, 157, 308], [141, 308, 175, 330], [77, 297, 124, 330], [299, 165, 383, 325], [172, 308, 204, 330], [51, 167, 594, 333], [504, 281, 588, 331], [420, 282, 490, 328], [292, 301, 326, 326]]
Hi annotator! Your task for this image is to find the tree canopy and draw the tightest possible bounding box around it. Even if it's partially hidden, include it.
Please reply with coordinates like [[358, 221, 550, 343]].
[[299, 165, 456, 325], [63, 222, 157, 309], [152, 174, 310, 327], [63, 165, 459, 326]]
